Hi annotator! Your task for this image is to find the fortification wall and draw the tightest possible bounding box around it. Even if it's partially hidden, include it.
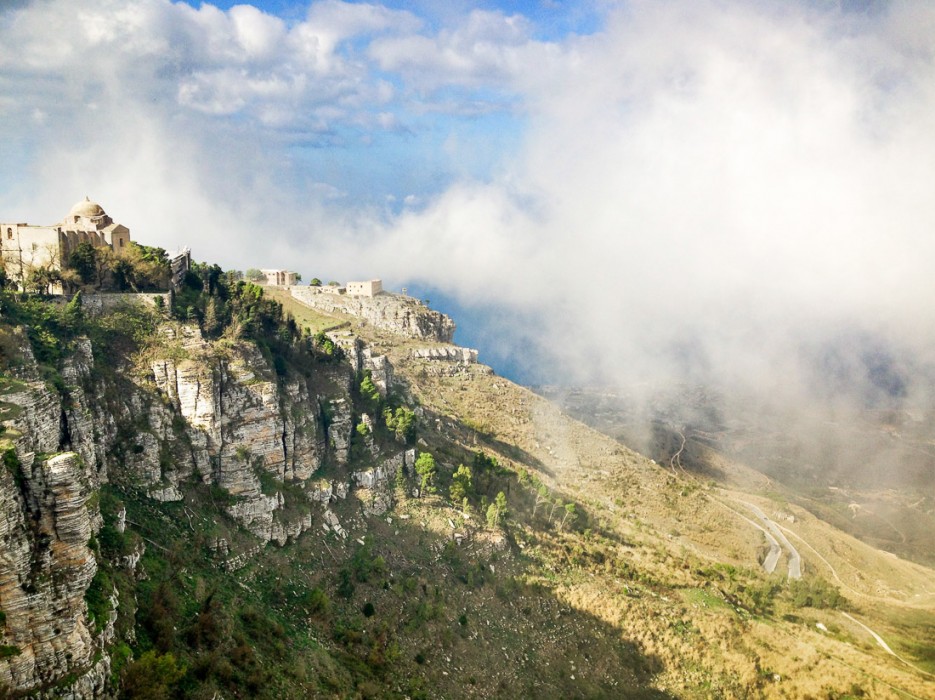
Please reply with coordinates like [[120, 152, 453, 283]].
[[290, 286, 455, 342]]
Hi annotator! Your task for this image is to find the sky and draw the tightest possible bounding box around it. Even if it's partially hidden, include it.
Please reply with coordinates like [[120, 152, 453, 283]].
[[2, 0, 935, 404]]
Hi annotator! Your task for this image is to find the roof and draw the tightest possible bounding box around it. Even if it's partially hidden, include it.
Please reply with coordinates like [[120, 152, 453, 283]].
[[69, 197, 105, 218]]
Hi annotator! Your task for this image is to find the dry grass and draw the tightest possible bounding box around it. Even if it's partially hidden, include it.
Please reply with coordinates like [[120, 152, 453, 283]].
[[259, 297, 935, 698]]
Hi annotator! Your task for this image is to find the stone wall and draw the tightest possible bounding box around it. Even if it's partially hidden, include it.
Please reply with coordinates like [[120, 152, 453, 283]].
[[81, 292, 169, 315], [290, 286, 455, 342]]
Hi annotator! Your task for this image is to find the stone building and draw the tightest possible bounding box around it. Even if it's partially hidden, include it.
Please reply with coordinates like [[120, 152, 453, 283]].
[[1, 197, 131, 289], [346, 279, 383, 297], [260, 269, 298, 286]]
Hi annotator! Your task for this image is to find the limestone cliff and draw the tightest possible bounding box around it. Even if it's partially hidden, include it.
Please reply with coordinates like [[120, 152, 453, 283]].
[[0, 310, 407, 697], [290, 287, 455, 342]]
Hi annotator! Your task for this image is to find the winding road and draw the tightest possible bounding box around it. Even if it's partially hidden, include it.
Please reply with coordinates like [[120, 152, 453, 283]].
[[741, 501, 802, 579]]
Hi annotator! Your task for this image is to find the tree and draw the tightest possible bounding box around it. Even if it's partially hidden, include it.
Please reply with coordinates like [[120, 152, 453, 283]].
[[245, 268, 265, 282], [313, 330, 337, 358], [533, 484, 551, 517], [383, 406, 416, 444], [67, 242, 98, 284], [93, 246, 116, 289], [548, 497, 563, 524], [309, 278, 322, 286], [559, 503, 577, 532], [359, 372, 380, 409], [449, 465, 473, 503], [203, 297, 227, 337], [414, 452, 437, 495], [486, 491, 508, 529], [24, 265, 55, 294], [294, 273, 302, 282]]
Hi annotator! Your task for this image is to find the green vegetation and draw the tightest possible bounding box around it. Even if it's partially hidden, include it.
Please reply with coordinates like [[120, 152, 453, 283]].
[[413, 452, 437, 495], [382, 405, 416, 444], [0, 252, 928, 700], [0, 645, 21, 659], [63, 241, 170, 292], [787, 576, 845, 610], [359, 371, 380, 410], [448, 464, 472, 503], [485, 491, 508, 529]]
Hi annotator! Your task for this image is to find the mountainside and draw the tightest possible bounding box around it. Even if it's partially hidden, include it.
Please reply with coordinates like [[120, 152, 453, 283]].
[[540, 385, 935, 569], [0, 276, 933, 699]]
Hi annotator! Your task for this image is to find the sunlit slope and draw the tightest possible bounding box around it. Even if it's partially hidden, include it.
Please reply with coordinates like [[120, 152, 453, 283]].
[[379, 341, 935, 698]]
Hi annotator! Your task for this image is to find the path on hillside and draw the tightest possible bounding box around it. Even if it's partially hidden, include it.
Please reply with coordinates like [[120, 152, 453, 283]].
[[841, 612, 935, 680], [740, 501, 802, 579]]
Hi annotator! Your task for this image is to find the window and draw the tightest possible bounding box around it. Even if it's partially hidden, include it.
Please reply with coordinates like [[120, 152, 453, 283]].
[[6, 228, 11, 240], [119, 238, 124, 248]]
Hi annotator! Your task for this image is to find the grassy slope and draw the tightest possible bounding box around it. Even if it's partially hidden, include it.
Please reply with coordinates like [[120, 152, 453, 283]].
[[376, 333, 935, 699], [10, 290, 932, 698]]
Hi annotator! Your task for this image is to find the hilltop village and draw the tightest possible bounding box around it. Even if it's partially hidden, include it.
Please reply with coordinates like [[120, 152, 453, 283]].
[[0, 199, 453, 342], [0, 198, 382, 298]]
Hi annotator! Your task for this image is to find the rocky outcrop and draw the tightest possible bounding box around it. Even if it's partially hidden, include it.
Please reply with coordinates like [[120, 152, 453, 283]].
[[410, 346, 478, 363], [351, 451, 414, 516], [149, 325, 330, 541], [0, 452, 101, 695], [0, 310, 412, 696], [325, 397, 353, 466], [291, 288, 455, 342], [344, 339, 394, 395]]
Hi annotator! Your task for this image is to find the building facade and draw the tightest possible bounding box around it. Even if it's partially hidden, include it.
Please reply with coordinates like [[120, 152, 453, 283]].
[[260, 269, 298, 286], [346, 279, 383, 297], [1, 197, 131, 289]]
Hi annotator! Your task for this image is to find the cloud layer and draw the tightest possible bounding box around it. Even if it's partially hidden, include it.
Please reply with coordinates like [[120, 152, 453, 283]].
[[3, 0, 935, 406]]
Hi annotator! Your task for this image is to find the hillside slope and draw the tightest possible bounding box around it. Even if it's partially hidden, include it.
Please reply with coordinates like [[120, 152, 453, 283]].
[[0, 280, 932, 699]]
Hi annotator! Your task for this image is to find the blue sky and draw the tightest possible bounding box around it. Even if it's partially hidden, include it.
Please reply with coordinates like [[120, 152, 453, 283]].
[[2, 0, 935, 390]]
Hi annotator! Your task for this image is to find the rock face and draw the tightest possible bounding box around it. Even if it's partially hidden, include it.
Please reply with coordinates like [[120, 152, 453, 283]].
[[149, 325, 335, 543], [291, 287, 455, 342], [344, 339, 394, 395], [0, 336, 107, 696], [0, 451, 100, 695], [0, 313, 409, 697], [410, 346, 478, 363]]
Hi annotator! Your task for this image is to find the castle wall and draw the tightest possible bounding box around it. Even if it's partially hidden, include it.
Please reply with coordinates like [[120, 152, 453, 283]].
[[0, 224, 65, 281]]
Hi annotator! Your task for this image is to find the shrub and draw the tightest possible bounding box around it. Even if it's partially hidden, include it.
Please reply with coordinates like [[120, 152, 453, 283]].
[[85, 568, 113, 633], [787, 577, 845, 609], [302, 587, 331, 615], [414, 453, 437, 495], [121, 651, 185, 700]]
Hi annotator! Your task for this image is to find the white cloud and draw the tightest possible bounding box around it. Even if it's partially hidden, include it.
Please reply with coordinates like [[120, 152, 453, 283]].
[[368, 9, 551, 89], [2, 0, 935, 406], [352, 0, 935, 394]]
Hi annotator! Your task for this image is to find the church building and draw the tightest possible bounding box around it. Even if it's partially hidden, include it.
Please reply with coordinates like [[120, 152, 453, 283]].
[[1, 197, 131, 290]]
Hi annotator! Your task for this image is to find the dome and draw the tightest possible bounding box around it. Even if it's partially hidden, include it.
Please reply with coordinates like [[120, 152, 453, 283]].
[[69, 197, 105, 218]]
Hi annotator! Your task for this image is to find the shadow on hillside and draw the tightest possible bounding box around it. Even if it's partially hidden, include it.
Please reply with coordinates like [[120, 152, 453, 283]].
[[276, 493, 676, 699], [114, 446, 684, 700], [477, 433, 553, 477]]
